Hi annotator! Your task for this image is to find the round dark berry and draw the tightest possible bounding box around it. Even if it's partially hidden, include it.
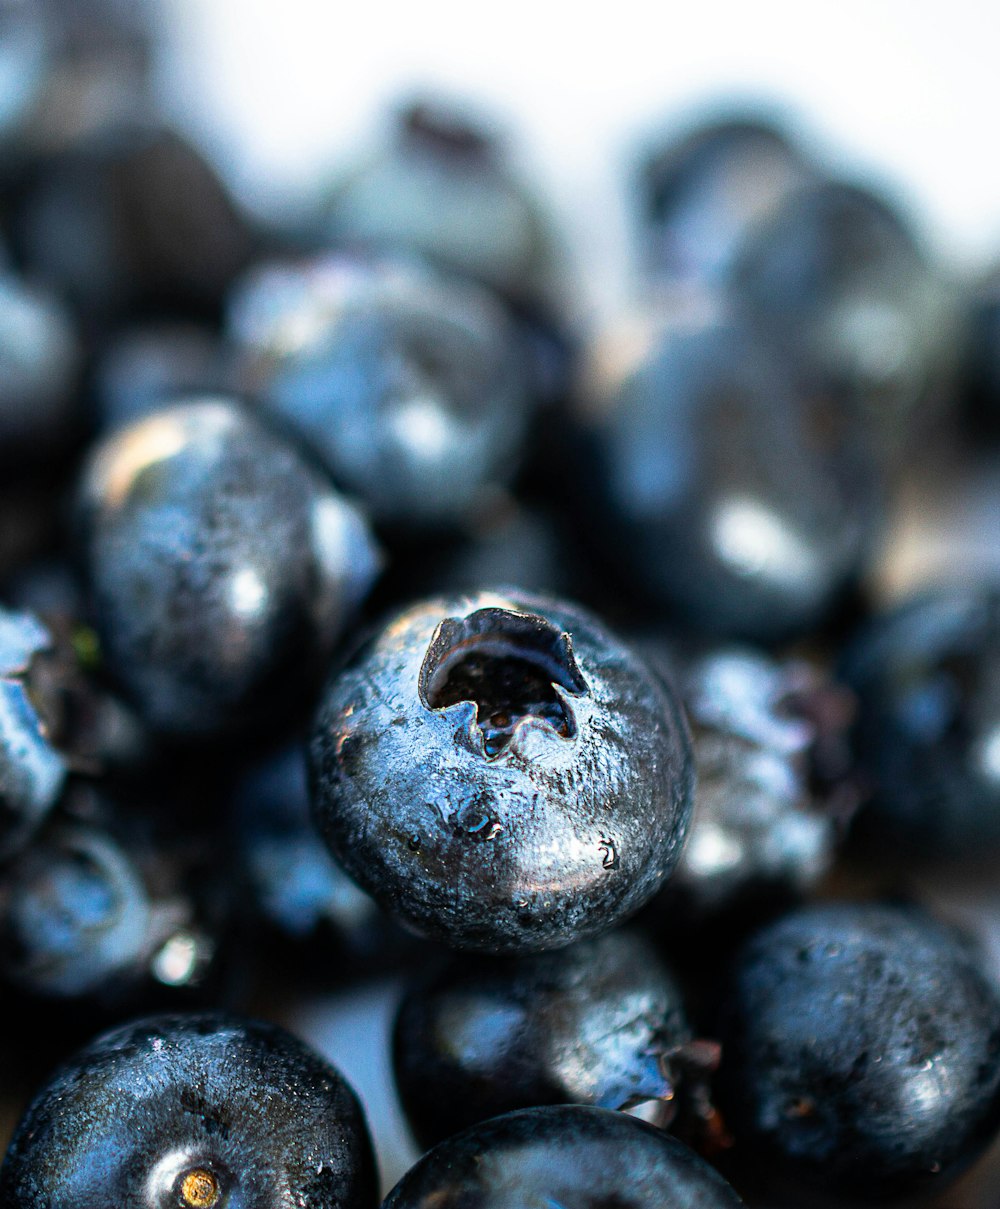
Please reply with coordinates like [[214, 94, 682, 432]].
[[732, 178, 956, 451], [0, 1012, 378, 1208], [14, 121, 254, 324], [670, 646, 846, 912], [575, 308, 877, 641], [77, 399, 380, 737], [0, 270, 81, 461], [393, 929, 690, 1150], [0, 606, 66, 858], [230, 255, 532, 531], [382, 1104, 743, 1208], [309, 589, 693, 952], [842, 585, 1000, 861], [321, 98, 559, 309], [717, 901, 1000, 1202], [639, 113, 813, 288]]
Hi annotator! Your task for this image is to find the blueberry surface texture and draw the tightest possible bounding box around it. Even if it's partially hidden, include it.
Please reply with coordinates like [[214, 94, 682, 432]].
[[717, 901, 1000, 1203], [309, 589, 693, 952], [382, 1104, 743, 1208], [842, 585, 1000, 861], [392, 929, 690, 1149], [77, 399, 380, 737], [0, 1012, 378, 1208]]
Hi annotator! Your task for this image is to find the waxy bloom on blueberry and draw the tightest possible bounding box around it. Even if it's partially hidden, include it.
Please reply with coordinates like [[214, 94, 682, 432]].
[[309, 590, 693, 952]]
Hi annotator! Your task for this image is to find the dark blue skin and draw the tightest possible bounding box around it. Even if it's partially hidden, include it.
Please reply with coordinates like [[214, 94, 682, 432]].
[[230, 254, 533, 532], [77, 398, 380, 738], [0, 800, 224, 1005], [14, 121, 254, 326], [732, 179, 955, 455], [232, 743, 408, 971], [94, 321, 228, 433], [392, 929, 691, 1151], [0, 607, 65, 859], [0, 1013, 378, 1209], [842, 586, 1000, 861], [0, 270, 80, 460], [717, 902, 1000, 1203], [382, 1104, 743, 1208], [639, 114, 813, 289], [320, 99, 560, 311], [310, 589, 693, 952], [575, 309, 877, 641], [960, 266, 1000, 438]]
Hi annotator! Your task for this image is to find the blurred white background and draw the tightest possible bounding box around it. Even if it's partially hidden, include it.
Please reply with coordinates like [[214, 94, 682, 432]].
[[162, 0, 1000, 319]]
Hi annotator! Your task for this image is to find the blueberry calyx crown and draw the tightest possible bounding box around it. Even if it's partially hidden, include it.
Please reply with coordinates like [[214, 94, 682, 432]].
[[176, 1167, 221, 1208], [418, 606, 588, 759]]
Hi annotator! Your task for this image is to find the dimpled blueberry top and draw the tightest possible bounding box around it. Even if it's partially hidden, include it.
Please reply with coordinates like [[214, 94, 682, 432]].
[[380, 1104, 744, 1208], [309, 589, 693, 953], [0, 1013, 377, 1209]]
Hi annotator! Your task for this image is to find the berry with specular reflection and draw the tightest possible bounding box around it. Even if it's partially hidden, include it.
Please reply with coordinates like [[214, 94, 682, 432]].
[[0, 1012, 378, 1209], [575, 307, 878, 641], [392, 929, 691, 1150], [77, 398, 380, 737], [382, 1104, 743, 1208], [230, 254, 533, 532], [717, 902, 1000, 1202], [310, 589, 693, 952], [842, 585, 1000, 861]]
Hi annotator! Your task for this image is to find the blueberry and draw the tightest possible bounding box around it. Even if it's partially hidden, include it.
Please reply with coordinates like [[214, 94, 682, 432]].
[[0, 269, 81, 461], [321, 98, 559, 310], [959, 264, 1000, 438], [0, 785, 228, 1006], [0, 1012, 378, 1208], [14, 121, 254, 325], [230, 255, 532, 531], [93, 321, 228, 433], [717, 901, 1000, 1202], [842, 585, 1000, 861], [732, 179, 957, 454], [638, 113, 813, 289], [0, 606, 65, 858], [382, 1104, 743, 1208], [392, 929, 691, 1150], [574, 307, 878, 641], [77, 399, 380, 738], [670, 646, 848, 913], [231, 743, 403, 970], [309, 589, 693, 952]]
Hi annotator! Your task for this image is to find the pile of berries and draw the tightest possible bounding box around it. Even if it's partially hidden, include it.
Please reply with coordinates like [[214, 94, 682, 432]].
[[3, 2, 1000, 1206]]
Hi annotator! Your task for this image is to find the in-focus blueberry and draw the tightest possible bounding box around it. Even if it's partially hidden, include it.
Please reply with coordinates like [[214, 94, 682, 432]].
[[310, 589, 693, 952], [0, 1012, 378, 1209]]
